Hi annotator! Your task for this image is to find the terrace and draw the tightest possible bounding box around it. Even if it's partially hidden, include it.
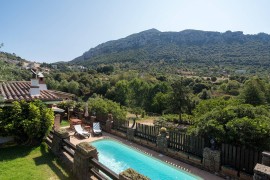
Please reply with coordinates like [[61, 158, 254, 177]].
[[68, 130, 222, 180], [48, 112, 270, 180], [49, 116, 222, 180]]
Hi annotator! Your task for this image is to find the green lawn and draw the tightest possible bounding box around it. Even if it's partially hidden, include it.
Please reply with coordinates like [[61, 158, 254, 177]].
[[0, 143, 72, 180], [61, 119, 70, 127]]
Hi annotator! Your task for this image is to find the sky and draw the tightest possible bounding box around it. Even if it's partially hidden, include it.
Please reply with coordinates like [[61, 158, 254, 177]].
[[0, 0, 270, 63]]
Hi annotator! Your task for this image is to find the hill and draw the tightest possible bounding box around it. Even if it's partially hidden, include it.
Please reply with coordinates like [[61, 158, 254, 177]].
[[71, 29, 270, 75], [0, 52, 31, 81]]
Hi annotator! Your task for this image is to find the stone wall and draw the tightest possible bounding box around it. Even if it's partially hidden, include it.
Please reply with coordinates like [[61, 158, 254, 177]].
[[156, 132, 168, 153], [53, 114, 61, 131], [203, 147, 220, 172], [73, 142, 98, 180], [254, 151, 270, 180], [119, 168, 150, 180]]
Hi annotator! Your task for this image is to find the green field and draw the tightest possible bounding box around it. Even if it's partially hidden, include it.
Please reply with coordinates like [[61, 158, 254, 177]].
[[0, 143, 72, 180]]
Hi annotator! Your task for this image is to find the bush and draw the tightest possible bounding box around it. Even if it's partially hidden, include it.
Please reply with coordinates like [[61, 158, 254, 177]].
[[87, 97, 127, 121], [160, 127, 167, 133], [0, 100, 54, 144], [189, 99, 270, 149]]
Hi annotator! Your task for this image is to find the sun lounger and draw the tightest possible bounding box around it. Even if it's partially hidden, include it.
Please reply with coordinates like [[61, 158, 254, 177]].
[[74, 125, 90, 138], [93, 122, 102, 136]]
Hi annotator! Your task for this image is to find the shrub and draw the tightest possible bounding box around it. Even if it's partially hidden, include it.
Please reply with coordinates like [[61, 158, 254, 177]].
[[0, 100, 54, 144], [160, 127, 167, 133], [88, 97, 127, 121], [189, 99, 270, 149]]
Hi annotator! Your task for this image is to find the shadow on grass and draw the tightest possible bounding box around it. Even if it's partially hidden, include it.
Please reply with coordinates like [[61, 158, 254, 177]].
[[33, 143, 73, 180], [0, 145, 36, 161]]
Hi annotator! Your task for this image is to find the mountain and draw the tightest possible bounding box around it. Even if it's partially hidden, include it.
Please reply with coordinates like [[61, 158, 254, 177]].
[[71, 29, 270, 73]]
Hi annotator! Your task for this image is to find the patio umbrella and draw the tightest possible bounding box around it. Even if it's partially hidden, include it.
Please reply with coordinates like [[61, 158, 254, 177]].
[[84, 103, 89, 117], [52, 106, 65, 113]]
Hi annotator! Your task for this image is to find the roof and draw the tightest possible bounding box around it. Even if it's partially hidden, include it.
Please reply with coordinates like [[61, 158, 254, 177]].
[[0, 81, 62, 103], [48, 90, 76, 98], [37, 72, 44, 78]]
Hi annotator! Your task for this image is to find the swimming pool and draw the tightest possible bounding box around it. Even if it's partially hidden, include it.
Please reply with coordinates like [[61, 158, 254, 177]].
[[90, 139, 202, 180]]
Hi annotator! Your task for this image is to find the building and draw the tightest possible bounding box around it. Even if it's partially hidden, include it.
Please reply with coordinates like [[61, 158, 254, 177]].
[[0, 69, 75, 106]]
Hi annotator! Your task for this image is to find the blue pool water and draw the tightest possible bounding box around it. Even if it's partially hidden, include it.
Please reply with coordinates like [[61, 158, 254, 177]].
[[90, 139, 202, 180]]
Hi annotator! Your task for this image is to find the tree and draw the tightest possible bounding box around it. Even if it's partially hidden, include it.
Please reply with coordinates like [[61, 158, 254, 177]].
[[240, 77, 266, 106], [192, 83, 209, 94], [67, 80, 80, 95], [129, 78, 149, 108], [211, 76, 217, 82], [169, 79, 191, 121], [112, 80, 129, 106], [0, 100, 54, 144], [151, 92, 170, 114], [88, 97, 126, 121], [189, 99, 270, 149], [198, 89, 211, 100]]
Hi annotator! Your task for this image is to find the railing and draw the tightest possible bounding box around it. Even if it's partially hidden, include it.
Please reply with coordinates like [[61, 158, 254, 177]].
[[135, 123, 159, 143], [168, 131, 205, 158], [89, 158, 119, 180], [221, 143, 262, 175], [45, 131, 53, 147], [62, 138, 76, 157]]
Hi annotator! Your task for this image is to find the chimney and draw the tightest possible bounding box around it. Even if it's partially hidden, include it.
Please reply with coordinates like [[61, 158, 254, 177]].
[[38, 72, 47, 90], [30, 69, 40, 96]]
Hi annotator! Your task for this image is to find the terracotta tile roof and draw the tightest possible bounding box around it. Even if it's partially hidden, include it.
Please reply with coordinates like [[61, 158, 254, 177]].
[[0, 81, 62, 103]]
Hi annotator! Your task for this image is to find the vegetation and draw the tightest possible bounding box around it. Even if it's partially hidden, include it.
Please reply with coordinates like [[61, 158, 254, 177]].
[[2, 29, 270, 151], [190, 98, 270, 149], [0, 100, 54, 144], [70, 29, 270, 76], [0, 143, 71, 179], [0, 52, 31, 81], [87, 97, 127, 121]]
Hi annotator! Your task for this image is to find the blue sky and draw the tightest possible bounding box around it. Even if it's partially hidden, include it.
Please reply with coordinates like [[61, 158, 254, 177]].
[[0, 0, 270, 63]]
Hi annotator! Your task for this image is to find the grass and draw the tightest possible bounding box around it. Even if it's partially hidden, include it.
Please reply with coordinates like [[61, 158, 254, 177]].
[[61, 119, 70, 127], [0, 143, 72, 180]]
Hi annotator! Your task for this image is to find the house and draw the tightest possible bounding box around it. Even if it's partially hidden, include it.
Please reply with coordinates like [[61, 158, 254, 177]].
[[0, 69, 76, 142], [0, 69, 75, 106]]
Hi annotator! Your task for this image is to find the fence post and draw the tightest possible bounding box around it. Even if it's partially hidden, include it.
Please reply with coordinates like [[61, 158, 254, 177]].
[[73, 142, 98, 180], [202, 147, 221, 172], [51, 129, 70, 155], [53, 114, 61, 131], [253, 151, 270, 180], [119, 168, 150, 180], [262, 151, 270, 166], [127, 128, 135, 141], [105, 114, 113, 132], [156, 131, 168, 153]]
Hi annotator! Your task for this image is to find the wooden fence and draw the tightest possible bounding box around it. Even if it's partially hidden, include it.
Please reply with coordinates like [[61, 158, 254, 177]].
[[168, 131, 206, 158], [112, 120, 129, 133], [135, 123, 160, 143], [221, 143, 262, 175]]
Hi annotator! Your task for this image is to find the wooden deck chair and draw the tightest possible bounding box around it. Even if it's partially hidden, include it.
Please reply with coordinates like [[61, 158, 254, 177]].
[[93, 122, 102, 136], [74, 124, 90, 138]]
